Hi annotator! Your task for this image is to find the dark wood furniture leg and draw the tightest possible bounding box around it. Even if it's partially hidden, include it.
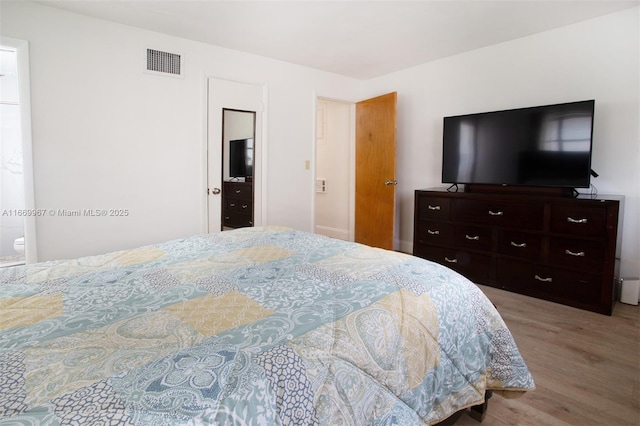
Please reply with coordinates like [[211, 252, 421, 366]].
[[434, 390, 493, 425], [468, 390, 492, 422]]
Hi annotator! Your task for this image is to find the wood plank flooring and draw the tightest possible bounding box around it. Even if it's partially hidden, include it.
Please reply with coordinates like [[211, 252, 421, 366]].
[[455, 285, 640, 426]]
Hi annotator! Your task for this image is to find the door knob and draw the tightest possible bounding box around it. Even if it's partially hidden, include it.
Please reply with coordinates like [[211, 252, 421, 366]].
[[384, 180, 397, 186], [211, 188, 221, 195]]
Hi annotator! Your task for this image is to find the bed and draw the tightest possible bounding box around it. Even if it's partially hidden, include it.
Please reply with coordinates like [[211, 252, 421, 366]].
[[0, 226, 534, 425]]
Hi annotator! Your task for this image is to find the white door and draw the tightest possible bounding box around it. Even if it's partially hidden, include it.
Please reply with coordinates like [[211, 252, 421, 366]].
[[207, 78, 264, 232]]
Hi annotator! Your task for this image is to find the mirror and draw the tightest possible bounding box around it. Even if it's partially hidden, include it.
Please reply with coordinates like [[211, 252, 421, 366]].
[[221, 109, 256, 230]]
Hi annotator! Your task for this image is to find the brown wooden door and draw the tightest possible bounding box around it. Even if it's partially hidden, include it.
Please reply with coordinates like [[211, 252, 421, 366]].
[[355, 92, 397, 249]]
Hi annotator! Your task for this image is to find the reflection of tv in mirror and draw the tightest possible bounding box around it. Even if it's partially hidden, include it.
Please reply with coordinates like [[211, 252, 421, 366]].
[[229, 138, 254, 179]]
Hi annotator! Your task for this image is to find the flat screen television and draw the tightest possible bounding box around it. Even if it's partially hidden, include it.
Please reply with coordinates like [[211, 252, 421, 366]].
[[441, 100, 595, 189], [229, 138, 254, 179]]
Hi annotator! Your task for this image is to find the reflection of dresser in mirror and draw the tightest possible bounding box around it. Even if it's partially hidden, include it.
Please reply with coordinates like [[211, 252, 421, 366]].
[[223, 181, 253, 229], [222, 109, 255, 230]]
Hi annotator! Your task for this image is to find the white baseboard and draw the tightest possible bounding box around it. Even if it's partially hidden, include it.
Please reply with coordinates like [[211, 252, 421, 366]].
[[315, 225, 349, 241], [398, 239, 413, 255]]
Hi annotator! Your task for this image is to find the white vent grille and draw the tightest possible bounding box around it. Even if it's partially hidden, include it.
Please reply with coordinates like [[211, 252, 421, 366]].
[[146, 48, 182, 76]]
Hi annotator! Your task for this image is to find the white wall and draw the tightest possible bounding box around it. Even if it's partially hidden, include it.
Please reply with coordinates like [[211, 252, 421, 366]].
[[362, 7, 640, 278], [0, 1, 360, 261]]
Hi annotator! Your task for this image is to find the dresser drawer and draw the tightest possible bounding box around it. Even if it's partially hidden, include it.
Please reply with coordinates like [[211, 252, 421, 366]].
[[550, 205, 607, 237], [548, 237, 605, 274], [497, 231, 543, 261], [223, 212, 253, 228], [454, 225, 492, 252], [415, 221, 453, 247], [415, 245, 491, 283], [223, 181, 252, 200], [224, 198, 253, 215], [497, 258, 600, 307], [455, 199, 543, 230], [416, 196, 451, 220]]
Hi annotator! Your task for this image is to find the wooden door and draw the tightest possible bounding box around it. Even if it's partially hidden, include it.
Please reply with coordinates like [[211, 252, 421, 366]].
[[355, 92, 397, 249]]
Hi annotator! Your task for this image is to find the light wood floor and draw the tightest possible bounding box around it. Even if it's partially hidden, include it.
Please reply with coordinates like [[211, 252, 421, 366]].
[[455, 285, 640, 426]]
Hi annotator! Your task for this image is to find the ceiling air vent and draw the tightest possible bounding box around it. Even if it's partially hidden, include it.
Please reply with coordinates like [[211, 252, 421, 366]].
[[145, 48, 183, 77]]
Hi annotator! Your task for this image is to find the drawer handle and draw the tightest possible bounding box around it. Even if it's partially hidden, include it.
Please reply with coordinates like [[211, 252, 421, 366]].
[[427, 229, 440, 235], [235, 189, 242, 194], [510, 241, 527, 248], [444, 257, 458, 263], [534, 275, 553, 283], [428, 205, 441, 211], [465, 235, 479, 240], [565, 249, 585, 257], [488, 210, 503, 216], [567, 217, 588, 224], [230, 203, 236, 207], [241, 204, 248, 209]]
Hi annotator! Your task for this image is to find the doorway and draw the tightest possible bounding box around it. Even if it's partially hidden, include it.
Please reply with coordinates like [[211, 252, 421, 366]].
[[314, 92, 397, 249], [314, 98, 354, 241], [0, 38, 35, 266]]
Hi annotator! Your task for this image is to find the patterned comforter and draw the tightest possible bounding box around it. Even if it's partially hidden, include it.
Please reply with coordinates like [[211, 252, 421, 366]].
[[0, 226, 534, 425]]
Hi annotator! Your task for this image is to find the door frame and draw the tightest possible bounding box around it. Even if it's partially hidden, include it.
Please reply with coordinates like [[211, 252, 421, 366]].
[[312, 95, 356, 242], [1, 37, 36, 263], [205, 78, 267, 233]]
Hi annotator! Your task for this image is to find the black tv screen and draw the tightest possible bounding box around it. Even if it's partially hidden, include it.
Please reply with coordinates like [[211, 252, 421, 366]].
[[229, 138, 254, 178], [442, 100, 595, 189]]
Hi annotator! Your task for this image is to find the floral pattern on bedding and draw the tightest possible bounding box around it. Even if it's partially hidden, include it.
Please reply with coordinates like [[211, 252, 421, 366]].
[[0, 226, 534, 425]]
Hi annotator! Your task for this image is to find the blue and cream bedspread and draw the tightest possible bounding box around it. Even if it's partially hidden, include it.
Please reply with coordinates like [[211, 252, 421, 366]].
[[0, 226, 534, 425]]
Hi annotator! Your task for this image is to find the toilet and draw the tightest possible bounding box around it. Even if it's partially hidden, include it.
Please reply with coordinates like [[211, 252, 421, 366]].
[[13, 237, 24, 255]]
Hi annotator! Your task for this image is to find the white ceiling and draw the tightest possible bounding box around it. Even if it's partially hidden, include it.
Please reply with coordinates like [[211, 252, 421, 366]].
[[38, 0, 639, 80]]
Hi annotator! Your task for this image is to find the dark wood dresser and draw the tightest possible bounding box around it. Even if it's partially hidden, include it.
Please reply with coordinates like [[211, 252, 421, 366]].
[[223, 181, 253, 229], [413, 188, 622, 315]]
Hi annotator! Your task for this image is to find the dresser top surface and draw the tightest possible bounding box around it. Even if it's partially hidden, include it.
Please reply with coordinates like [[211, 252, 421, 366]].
[[417, 187, 624, 203]]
